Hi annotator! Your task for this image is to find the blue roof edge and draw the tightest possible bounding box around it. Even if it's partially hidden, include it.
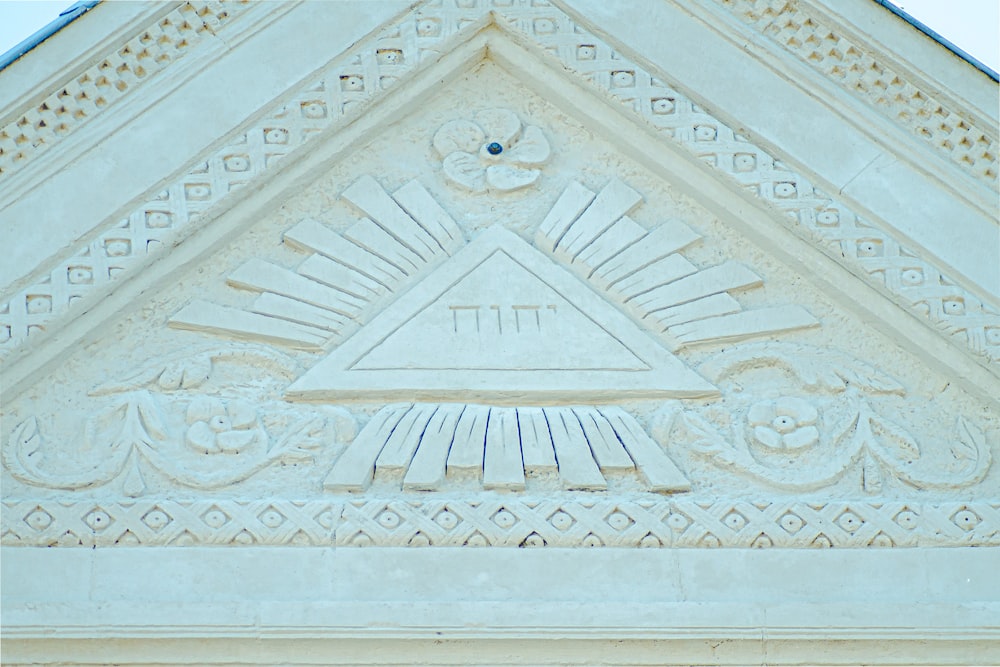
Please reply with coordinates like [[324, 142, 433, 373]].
[[0, 0, 101, 73], [871, 0, 999, 82]]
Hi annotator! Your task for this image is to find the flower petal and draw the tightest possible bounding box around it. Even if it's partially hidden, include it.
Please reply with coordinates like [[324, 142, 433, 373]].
[[747, 400, 775, 426], [753, 425, 782, 449], [186, 397, 225, 425], [432, 120, 484, 156], [506, 125, 551, 164], [227, 399, 257, 429], [443, 152, 487, 192], [486, 164, 539, 191], [217, 429, 258, 453], [783, 425, 819, 449], [186, 421, 219, 453], [776, 396, 816, 423], [475, 108, 521, 144]]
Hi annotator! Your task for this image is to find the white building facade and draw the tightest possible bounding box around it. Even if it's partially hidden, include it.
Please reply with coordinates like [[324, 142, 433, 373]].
[[1, 1, 998, 664]]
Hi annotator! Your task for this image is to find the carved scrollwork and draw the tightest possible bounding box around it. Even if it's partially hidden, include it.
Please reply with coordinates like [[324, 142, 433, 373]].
[[656, 343, 992, 493], [4, 346, 356, 495]]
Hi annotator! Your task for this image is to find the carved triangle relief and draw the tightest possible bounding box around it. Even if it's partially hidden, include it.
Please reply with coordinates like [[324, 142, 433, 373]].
[[3, 47, 997, 550]]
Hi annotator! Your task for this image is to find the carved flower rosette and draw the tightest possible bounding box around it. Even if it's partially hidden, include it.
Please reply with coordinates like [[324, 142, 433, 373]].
[[433, 108, 551, 193]]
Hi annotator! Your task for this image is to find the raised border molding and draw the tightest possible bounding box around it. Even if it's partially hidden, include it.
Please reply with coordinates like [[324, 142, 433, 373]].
[[1, 1, 997, 407], [3, 496, 996, 548], [3, 547, 999, 665], [707, 0, 998, 190]]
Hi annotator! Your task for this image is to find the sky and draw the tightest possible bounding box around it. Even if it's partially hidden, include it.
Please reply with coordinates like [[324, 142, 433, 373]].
[[0, 0, 997, 71]]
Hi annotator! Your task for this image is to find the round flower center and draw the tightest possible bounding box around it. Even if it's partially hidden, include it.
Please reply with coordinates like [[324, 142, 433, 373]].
[[772, 415, 796, 434], [486, 141, 503, 155]]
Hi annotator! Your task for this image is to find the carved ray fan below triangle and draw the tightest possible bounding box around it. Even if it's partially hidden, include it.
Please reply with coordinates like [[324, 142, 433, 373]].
[[287, 225, 718, 403]]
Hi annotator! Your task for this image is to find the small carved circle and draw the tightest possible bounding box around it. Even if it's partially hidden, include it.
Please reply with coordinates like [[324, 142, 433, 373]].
[[203, 509, 228, 528], [607, 511, 631, 531], [264, 128, 288, 144], [209, 415, 232, 433], [894, 509, 918, 530], [666, 512, 689, 531], [837, 511, 862, 533], [66, 266, 94, 285], [486, 141, 503, 155], [376, 49, 402, 65], [816, 209, 840, 226], [377, 510, 401, 529], [185, 184, 211, 200], [301, 102, 326, 119], [434, 510, 459, 530], [340, 75, 364, 91], [259, 509, 284, 528], [224, 155, 250, 172], [416, 18, 440, 36], [576, 44, 596, 60], [733, 153, 756, 171], [549, 510, 573, 531], [773, 182, 796, 198], [105, 239, 131, 257], [985, 328, 1000, 345], [85, 509, 111, 531], [651, 97, 675, 114], [611, 70, 635, 88], [25, 509, 53, 531], [751, 534, 773, 548], [701, 534, 721, 548], [492, 509, 517, 529], [146, 211, 172, 228], [942, 298, 965, 315], [779, 513, 804, 534], [857, 239, 882, 257], [772, 415, 796, 434], [533, 18, 555, 34], [142, 509, 170, 531], [723, 511, 746, 531], [953, 509, 980, 531], [581, 533, 603, 547], [25, 295, 51, 314], [694, 125, 717, 141], [900, 268, 923, 285]]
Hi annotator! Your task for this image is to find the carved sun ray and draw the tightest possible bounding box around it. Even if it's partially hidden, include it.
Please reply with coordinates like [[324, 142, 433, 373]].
[[169, 175, 819, 357]]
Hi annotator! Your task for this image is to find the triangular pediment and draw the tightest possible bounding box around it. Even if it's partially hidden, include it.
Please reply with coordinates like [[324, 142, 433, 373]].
[[0, 0, 997, 556], [287, 225, 717, 402]]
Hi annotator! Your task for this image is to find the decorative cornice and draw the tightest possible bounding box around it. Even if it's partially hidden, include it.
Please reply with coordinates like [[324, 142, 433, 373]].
[[2, 496, 996, 547], [1, 0, 996, 372], [0, 1, 252, 181], [711, 0, 999, 190]]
